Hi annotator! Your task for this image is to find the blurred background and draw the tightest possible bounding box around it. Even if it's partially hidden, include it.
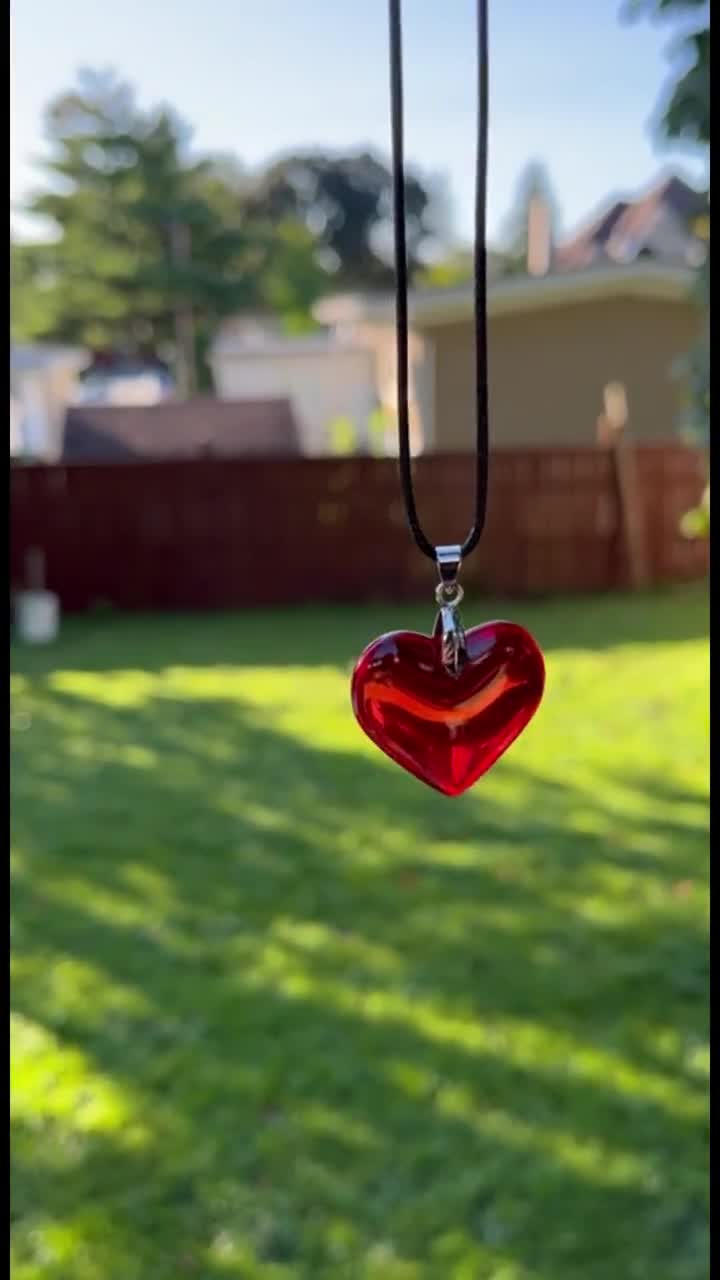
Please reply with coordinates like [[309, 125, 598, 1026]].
[[10, 2, 709, 1278]]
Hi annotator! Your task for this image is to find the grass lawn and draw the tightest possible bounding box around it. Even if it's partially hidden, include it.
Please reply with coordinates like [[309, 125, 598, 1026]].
[[11, 588, 709, 1280]]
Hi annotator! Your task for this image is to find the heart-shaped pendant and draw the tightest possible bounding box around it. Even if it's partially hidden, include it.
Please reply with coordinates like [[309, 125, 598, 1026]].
[[351, 620, 545, 796]]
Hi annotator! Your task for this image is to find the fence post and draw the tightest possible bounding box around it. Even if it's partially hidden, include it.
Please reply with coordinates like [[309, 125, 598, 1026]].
[[596, 384, 649, 590]]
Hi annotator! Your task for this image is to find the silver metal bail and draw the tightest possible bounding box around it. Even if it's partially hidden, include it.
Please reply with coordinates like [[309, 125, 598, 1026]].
[[435, 544, 463, 592], [434, 545, 467, 676]]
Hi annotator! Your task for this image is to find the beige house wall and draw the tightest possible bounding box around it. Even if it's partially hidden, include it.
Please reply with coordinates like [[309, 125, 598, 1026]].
[[355, 322, 430, 454], [423, 296, 700, 450]]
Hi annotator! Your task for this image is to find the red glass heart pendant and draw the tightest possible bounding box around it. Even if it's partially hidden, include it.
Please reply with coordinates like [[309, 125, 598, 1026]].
[[351, 621, 545, 796]]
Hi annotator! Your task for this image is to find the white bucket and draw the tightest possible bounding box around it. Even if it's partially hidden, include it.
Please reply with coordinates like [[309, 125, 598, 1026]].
[[15, 590, 60, 644]]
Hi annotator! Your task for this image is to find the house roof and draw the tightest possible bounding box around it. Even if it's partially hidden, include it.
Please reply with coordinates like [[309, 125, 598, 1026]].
[[315, 260, 696, 331], [554, 176, 707, 272], [313, 173, 704, 333], [62, 397, 300, 463]]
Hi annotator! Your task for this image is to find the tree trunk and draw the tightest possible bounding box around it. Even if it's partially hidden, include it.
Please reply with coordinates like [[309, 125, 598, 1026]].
[[168, 221, 196, 399]]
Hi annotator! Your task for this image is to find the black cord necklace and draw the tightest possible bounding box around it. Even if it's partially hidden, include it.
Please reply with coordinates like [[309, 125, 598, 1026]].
[[389, 0, 489, 563], [350, 1, 546, 797]]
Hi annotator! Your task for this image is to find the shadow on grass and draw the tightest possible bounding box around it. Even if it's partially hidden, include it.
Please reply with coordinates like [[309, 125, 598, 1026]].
[[10, 664, 709, 1279], [10, 584, 709, 678]]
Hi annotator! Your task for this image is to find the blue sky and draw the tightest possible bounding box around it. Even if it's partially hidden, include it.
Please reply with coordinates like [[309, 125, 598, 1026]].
[[10, 0, 707, 246]]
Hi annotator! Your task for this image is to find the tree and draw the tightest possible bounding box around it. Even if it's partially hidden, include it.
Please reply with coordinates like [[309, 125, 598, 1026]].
[[625, 0, 709, 446], [625, 0, 709, 537], [623, 0, 709, 145], [10, 70, 326, 389], [416, 247, 474, 289], [247, 150, 440, 290], [12, 78, 447, 386], [497, 161, 561, 275]]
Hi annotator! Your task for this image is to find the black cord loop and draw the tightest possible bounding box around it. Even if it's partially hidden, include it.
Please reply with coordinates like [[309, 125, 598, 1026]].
[[389, 0, 490, 563]]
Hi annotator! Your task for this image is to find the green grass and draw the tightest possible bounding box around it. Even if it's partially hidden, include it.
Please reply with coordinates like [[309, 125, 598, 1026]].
[[11, 588, 709, 1280]]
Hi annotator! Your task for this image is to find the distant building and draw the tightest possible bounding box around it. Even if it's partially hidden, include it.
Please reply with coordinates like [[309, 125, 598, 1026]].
[[61, 397, 300, 463], [10, 344, 89, 461], [553, 176, 707, 274], [75, 359, 176, 408], [210, 320, 379, 456], [212, 174, 705, 453]]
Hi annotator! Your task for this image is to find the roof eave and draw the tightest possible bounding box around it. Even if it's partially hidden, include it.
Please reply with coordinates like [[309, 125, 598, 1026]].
[[313, 263, 696, 330]]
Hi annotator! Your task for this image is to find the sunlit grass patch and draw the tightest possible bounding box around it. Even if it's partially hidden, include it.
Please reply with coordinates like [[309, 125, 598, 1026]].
[[11, 588, 708, 1279]]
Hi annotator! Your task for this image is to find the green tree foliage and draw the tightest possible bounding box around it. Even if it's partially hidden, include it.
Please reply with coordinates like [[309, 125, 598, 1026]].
[[247, 150, 438, 290], [10, 71, 329, 388], [12, 74, 444, 388], [416, 247, 474, 289], [624, 0, 709, 454], [624, 0, 709, 145]]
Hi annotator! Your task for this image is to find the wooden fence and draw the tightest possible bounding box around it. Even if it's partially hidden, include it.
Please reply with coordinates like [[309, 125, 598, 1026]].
[[10, 445, 707, 612]]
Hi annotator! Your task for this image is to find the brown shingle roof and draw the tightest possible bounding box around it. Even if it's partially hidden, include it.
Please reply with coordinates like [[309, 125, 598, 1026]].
[[554, 176, 707, 272], [62, 397, 300, 462]]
